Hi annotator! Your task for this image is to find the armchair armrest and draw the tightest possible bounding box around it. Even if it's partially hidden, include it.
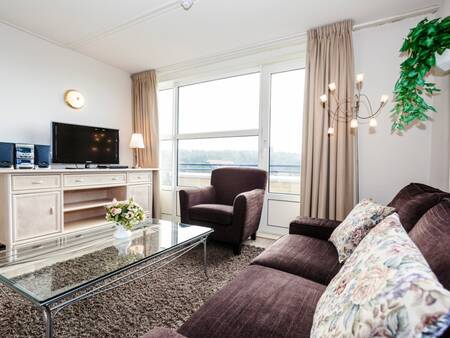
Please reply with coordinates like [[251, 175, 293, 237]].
[[179, 186, 215, 223], [233, 189, 265, 241], [289, 216, 340, 240]]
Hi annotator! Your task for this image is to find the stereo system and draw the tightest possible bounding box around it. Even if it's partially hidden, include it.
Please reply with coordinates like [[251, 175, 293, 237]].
[[0, 143, 15, 168], [35, 145, 51, 168], [0, 142, 51, 169]]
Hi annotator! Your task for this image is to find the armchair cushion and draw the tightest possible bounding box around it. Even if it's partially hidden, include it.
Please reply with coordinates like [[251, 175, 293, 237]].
[[289, 217, 341, 240], [189, 204, 233, 225]]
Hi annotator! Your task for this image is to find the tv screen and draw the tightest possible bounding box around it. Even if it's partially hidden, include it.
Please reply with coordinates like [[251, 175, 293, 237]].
[[52, 122, 119, 164]]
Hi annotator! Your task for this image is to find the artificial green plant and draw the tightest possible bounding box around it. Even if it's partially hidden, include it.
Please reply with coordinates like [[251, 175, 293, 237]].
[[392, 16, 450, 131]]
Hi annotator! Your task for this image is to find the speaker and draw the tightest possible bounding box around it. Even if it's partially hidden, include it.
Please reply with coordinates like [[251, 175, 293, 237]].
[[0, 142, 14, 168], [34, 145, 51, 168]]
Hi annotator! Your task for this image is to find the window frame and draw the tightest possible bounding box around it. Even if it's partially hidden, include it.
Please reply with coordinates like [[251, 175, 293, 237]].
[[158, 60, 305, 228]]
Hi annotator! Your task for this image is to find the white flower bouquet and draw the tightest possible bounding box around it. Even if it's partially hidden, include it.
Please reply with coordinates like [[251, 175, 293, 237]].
[[105, 198, 145, 231]]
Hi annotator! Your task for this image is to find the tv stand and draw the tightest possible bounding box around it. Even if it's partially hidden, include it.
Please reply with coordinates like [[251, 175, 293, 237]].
[[0, 168, 157, 248]]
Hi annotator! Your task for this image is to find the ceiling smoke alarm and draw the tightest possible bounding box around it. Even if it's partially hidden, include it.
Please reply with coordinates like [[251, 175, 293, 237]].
[[180, 0, 194, 10]]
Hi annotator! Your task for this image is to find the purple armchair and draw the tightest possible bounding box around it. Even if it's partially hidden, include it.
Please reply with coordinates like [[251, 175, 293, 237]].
[[179, 167, 267, 254]]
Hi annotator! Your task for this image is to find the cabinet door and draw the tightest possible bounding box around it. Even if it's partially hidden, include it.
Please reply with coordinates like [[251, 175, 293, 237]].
[[127, 184, 152, 217], [13, 191, 61, 242]]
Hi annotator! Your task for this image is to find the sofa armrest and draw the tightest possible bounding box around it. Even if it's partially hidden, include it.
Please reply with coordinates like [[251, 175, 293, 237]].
[[233, 189, 265, 241], [289, 216, 340, 240], [179, 186, 215, 223], [141, 328, 187, 338]]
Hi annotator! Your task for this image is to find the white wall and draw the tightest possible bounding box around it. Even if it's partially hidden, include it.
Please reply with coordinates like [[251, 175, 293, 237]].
[[0, 23, 133, 166], [354, 16, 440, 204], [430, 0, 450, 190]]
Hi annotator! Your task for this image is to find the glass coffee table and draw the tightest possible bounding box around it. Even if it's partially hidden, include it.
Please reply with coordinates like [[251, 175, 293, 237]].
[[0, 219, 213, 338]]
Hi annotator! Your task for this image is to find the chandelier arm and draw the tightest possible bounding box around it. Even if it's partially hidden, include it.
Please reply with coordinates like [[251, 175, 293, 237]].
[[357, 94, 378, 119]]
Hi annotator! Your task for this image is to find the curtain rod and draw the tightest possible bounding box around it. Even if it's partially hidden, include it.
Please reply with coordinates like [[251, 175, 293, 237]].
[[353, 5, 439, 31]]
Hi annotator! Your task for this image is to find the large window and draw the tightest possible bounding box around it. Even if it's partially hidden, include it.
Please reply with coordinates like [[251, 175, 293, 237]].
[[178, 73, 260, 134], [158, 89, 174, 188], [269, 69, 305, 194], [158, 62, 305, 230], [176, 73, 260, 187]]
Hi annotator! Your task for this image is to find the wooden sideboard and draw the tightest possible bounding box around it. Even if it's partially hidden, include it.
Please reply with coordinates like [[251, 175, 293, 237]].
[[0, 168, 157, 248]]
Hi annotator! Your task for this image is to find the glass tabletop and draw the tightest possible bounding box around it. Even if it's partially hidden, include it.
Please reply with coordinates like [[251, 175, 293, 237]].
[[0, 219, 213, 305]]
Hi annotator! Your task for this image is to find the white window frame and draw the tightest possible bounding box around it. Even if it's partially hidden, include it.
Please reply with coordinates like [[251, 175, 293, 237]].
[[158, 59, 305, 230]]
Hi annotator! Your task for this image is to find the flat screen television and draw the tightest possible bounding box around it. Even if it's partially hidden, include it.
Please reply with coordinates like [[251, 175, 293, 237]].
[[52, 122, 119, 164]]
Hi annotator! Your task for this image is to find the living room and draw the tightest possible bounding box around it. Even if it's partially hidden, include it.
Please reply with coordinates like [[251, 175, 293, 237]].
[[0, 0, 449, 337]]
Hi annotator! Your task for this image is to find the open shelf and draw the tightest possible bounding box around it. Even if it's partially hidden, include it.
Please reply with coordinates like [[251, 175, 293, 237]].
[[64, 216, 112, 233], [64, 199, 114, 212]]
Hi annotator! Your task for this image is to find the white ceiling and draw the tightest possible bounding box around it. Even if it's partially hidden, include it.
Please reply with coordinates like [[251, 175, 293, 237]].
[[0, 0, 440, 73]]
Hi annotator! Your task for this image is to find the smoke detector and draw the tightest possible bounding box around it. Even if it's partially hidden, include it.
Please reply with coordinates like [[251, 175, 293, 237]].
[[180, 0, 194, 10]]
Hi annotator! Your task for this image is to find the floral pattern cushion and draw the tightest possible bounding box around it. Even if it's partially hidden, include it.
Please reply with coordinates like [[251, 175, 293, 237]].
[[329, 199, 395, 263], [311, 214, 450, 338]]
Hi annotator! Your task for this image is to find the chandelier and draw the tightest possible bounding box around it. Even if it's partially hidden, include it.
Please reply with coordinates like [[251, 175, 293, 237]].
[[319, 74, 389, 135]]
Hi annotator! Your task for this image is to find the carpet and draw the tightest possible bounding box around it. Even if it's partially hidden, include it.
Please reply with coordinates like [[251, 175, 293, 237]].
[[0, 243, 264, 337]]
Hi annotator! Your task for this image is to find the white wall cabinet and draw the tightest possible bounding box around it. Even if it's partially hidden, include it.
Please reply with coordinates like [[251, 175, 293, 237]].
[[0, 168, 157, 248]]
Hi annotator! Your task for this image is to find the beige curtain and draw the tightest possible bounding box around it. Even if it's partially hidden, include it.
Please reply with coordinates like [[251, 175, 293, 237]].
[[131, 70, 161, 218], [300, 20, 356, 221]]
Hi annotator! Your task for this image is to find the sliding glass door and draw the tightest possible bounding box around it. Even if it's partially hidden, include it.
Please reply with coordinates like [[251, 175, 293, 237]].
[[158, 61, 305, 234]]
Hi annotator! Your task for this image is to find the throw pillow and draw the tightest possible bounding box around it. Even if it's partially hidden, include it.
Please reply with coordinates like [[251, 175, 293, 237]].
[[329, 199, 394, 263], [311, 214, 450, 338]]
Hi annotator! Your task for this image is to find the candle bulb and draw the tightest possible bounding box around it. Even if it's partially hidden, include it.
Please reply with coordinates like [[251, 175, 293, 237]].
[[369, 118, 378, 127], [328, 127, 334, 135], [320, 94, 328, 103], [328, 82, 336, 91], [350, 119, 358, 129], [380, 94, 389, 104], [356, 73, 364, 83]]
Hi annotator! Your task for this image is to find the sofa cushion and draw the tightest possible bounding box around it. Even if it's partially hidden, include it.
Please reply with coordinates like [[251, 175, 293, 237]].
[[329, 199, 395, 263], [178, 265, 325, 338], [251, 234, 341, 285], [311, 214, 450, 338], [388, 182, 447, 232], [409, 198, 450, 290], [189, 204, 233, 225]]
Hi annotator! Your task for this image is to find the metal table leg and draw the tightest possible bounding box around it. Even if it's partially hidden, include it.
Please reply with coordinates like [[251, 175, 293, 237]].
[[42, 306, 53, 338], [203, 237, 208, 278]]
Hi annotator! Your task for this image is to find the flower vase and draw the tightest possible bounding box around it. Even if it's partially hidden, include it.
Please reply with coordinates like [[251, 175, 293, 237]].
[[114, 223, 131, 239]]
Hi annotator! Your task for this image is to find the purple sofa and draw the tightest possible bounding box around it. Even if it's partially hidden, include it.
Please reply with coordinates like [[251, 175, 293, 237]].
[[144, 183, 450, 338], [179, 167, 267, 255]]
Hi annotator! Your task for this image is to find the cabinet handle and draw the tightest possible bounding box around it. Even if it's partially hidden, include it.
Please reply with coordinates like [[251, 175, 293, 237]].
[[32, 180, 44, 185], [75, 179, 84, 183], [49, 207, 54, 215]]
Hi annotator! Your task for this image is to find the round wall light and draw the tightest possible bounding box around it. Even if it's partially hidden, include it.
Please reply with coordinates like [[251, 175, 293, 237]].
[[64, 90, 85, 109]]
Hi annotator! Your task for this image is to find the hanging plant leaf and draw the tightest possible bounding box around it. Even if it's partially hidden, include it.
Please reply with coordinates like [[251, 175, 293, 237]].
[[392, 16, 450, 131]]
